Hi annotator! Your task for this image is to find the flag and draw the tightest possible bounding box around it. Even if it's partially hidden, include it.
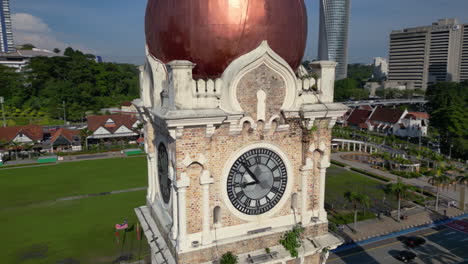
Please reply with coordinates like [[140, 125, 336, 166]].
[[115, 220, 128, 230], [137, 223, 141, 241]]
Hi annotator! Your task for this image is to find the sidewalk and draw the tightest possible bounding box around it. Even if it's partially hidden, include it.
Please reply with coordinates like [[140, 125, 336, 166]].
[[336, 204, 467, 243], [331, 152, 465, 205]]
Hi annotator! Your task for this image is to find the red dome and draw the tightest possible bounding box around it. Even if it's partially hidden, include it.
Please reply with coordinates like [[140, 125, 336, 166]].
[[145, 0, 308, 79]]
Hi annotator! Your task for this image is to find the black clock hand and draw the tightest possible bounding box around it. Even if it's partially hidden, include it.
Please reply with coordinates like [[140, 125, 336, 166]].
[[235, 181, 257, 188], [241, 161, 260, 183]]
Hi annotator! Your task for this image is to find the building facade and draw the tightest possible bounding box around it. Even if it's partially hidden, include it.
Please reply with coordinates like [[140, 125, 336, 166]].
[[388, 18, 468, 90], [318, 0, 351, 80], [373, 57, 388, 80], [0, 0, 14, 53], [135, 42, 347, 264]]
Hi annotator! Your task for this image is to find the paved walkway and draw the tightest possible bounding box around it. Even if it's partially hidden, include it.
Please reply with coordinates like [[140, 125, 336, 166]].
[[336, 206, 467, 243], [331, 152, 465, 206]]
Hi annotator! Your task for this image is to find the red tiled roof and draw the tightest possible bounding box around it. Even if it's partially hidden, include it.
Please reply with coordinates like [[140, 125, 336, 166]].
[[369, 107, 405, 124], [406, 112, 430, 120], [359, 105, 374, 111], [346, 109, 372, 126], [87, 115, 138, 134], [50, 128, 80, 144], [0, 125, 43, 142], [359, 123, 369, 129]]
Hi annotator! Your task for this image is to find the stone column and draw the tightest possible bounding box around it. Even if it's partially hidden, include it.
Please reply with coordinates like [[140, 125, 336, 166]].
[[200, 170, 214, 245], [147, 154, 156, 203], [175, 173, 190, 251], [359, 144, 362, 152], [318, 159, 331, 221], [301, 159, 314, 225]]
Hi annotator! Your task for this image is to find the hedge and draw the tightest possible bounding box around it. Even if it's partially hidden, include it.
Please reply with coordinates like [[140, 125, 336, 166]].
[[350, 167, 391, 182], [331, 160, 347, 167]]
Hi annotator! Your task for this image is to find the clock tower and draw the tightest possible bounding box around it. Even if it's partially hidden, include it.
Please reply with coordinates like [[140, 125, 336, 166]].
[[135, 1, 347, 263], [134, 41, 347, 263]]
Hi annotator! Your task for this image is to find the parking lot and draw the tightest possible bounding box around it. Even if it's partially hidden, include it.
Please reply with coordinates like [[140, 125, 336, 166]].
[[328, 219, 468, 264]]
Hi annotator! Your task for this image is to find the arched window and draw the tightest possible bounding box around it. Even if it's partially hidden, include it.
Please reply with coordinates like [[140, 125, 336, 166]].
[[213, 206, 221, 225]]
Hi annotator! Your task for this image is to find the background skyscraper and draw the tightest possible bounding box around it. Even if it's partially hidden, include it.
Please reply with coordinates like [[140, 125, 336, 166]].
[[0, 0, 14, 53], [318, 0, 350, 80], [388, 18, 468, 90]]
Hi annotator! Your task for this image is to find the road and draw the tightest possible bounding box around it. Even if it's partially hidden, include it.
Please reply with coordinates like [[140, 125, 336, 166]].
[[328, 218, 468, 264]]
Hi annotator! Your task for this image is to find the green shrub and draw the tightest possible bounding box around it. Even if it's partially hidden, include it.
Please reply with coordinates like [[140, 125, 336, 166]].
[[329, 211, 376, 225], [220, 252, 238, 264], [280, 225, 304, 258], [331, 160, 346, 167]]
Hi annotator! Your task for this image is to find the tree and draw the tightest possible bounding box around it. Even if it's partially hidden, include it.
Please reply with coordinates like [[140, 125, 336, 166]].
[[334, 78, 369, 101], [427, 171, 451, 211], [20, 44, 36, 50], [79, 128, 93, 150], [426, 82, 468, 159], [344, 191, 370, 231], [385, 180, 411, 221], [53, 48, 61, 54], [456, 175, 468, 211]]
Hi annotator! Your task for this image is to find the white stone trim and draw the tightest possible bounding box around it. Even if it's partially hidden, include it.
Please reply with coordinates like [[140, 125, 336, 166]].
[[220, 142, 295, 222], [220, 41, 298, 113]]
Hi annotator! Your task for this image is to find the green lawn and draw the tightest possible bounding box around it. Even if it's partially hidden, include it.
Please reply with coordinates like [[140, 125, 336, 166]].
[[0, 191, 149, 264], [326, 165, 393, 210], [0, 157, 150, 263], [0, 157, 147, 209], [326, 165, 425, 225]]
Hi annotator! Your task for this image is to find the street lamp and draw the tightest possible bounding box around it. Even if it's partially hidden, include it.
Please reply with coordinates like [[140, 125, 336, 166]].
[[0, 97, 5, 127]]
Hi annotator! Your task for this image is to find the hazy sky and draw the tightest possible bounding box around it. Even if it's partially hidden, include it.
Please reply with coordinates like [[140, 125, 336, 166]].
[[10, 0, 468, 65]]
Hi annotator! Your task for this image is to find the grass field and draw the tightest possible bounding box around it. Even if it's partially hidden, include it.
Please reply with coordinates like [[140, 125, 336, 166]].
[[0, 157, 149, 263], [0, 157, 147, 209], [0, 190, 149, 264], [326, 165, 394, 209], [326, 165, 425, 225]]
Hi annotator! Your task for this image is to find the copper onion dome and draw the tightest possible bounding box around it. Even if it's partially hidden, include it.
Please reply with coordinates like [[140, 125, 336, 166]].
[[145, 0, 308, 79]]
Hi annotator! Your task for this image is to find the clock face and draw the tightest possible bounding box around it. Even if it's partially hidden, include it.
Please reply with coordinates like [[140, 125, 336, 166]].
[[227, 148, 287, 215], [158, 143, 171, 204]]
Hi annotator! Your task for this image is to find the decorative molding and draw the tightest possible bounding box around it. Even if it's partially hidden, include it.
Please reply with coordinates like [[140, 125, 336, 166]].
[[175, 172, 191, 189], [196, 154, 208, 166], [182, 156, 193, 168], [328, 117, 338, 129], [199, 170, 214, 185], [220, 41, 298, 113]]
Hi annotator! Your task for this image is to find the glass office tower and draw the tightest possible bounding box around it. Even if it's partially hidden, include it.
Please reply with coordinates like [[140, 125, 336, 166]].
[[0, 0, 14, 53], [318, 0, 350, 80]]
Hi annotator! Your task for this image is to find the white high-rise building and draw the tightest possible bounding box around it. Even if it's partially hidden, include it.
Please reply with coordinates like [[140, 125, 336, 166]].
[[318, 0, 351, 80], [0, 0, 14, 53], [373, 57, 388, 80], [389, 18, 468, 90]]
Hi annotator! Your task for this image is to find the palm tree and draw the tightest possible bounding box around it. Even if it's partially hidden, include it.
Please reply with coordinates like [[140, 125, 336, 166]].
[[456, 175, 468, 211], [8, 141, 21, 160], [427, 170, 451, 211], [386, 179, 411, 221], [344, 191, 370, 231]]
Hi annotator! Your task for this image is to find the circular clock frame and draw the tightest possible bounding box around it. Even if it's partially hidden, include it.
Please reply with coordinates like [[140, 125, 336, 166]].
[[157, 143, 171, 204], [222, 143, 293, 221]]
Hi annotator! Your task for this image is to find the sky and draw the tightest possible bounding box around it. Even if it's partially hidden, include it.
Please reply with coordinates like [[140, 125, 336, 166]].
[[10, 0, 468, 65]]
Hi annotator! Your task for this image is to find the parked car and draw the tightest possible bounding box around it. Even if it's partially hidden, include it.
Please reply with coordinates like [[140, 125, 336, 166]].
[[401, 236, 426, 248], [394, 251, 417, 262]]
